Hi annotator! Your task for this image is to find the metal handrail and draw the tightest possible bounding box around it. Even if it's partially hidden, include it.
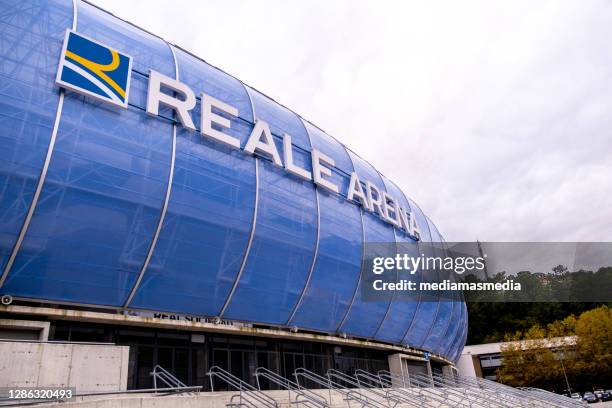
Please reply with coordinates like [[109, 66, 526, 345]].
[[354, 369, 385, 388], [424, 372, 536, 408], [342, 390, 389, 408], [408, 372, 478, 408], [325, 369, 366, 389], [353, 369, 424, 408], [376, 370, 408, 388], [293, 368, 335, 405], [386, 371, 460, 408], [520, 387, 585, 408], [150, 365, 187, 390], [410, 373, 517, 408], [430, 372, 512, 408], [293, 368, 388, 408], [378, 370, 471, 408], [228, 392, 268, 408], [443, 372, 547, 408], [472, 377, 549, 407], [523, 387, 583, 406], [255, 367, 328, 408], [207, 366, 278, 408], [408, 372, 495, 408], [326, 369, 402, 408], [0, 386, 203, 406]]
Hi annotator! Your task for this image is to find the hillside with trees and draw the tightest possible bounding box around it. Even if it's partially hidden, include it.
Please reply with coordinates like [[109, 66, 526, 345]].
[[465, 265, 611, 344]]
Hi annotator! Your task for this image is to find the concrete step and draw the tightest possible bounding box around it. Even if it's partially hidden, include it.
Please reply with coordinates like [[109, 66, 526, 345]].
[[37, 387, 541, 408]]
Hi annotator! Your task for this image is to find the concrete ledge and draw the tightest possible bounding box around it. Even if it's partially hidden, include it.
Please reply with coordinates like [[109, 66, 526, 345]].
[[43, 390, 365, 408], [0, 318, 49, 340]]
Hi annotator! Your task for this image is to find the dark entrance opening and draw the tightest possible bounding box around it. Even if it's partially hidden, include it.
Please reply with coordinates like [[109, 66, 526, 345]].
[[49, 321, 390, 390]]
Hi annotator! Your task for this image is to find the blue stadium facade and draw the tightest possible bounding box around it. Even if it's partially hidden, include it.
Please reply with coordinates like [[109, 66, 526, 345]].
[[0, 0, 466, 366]]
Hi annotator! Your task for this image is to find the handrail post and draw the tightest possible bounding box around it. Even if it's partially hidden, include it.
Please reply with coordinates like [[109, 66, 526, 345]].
[[255, 372, 261, 391]]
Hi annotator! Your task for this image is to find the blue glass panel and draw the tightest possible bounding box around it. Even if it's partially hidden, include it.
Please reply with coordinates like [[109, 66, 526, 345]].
[[74, 2, 174, 78], [402, 199, 437, 348], [459, 302, 469, 360], [339, 151, 394, 338], [222, 159, 317, 324], [404, 198, 431, 243], [447, 300, 466, 362], [173, 49, 253, 127], [303, 121, 351, 170], [434, 238, 462, 357], [247, 88, 311, 150], [374, 176, 420, 343], [420, 218, 452, 351], [288, 190, 362, 331], [129, 49, 256, 315], [441, 293, 464, 360], [301, 121, 351, 195], [241, 87, 312, 176], [435, 288, 460, 357], [421, 294, 452, 353], [450, 302, 468, 362], [288, 126, 361, 331], [0, 0, 72, 274], [222, 95, 316, 324], [460, 308, 469, 360], [378, 177, 415, 242], [2, 5, 174, 305]]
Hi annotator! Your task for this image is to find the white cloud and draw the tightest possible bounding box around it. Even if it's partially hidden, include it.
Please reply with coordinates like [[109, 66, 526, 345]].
[[93, 0, 612, 241]]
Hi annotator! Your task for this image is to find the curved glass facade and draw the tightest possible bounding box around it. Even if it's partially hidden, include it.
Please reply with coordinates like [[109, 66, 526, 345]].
[[0, 0, 466, 362], [287, 121, 362, 331], [374, 176, 420, 344]]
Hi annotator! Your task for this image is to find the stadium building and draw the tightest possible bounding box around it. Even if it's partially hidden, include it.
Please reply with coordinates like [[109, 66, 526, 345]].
[[0, 0, 467, 391]]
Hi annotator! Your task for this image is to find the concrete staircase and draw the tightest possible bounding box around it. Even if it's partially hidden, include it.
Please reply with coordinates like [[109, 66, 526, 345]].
[[34, 386, 574, 408]]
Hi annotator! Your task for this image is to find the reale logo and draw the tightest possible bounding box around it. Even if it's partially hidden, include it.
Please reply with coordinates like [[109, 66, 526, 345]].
[[56, 30, 132, 108]]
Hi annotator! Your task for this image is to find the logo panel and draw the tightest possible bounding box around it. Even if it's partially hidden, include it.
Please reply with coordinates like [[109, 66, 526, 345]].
[[56, 30, 132, 108]]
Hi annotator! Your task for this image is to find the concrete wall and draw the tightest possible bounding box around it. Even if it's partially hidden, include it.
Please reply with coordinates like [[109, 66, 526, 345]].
[[456, 353, 478, 377], [0, 319, 50, 340], [387, 352, 435, 387], [0, 341, 129, 392], [457, 341, 503, 377]]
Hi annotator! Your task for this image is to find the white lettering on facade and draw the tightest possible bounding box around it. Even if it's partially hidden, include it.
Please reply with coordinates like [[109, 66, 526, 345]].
[[145, 73, 420, 239]]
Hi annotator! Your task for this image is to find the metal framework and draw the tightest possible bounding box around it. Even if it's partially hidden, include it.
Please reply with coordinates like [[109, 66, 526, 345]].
[[255, 367, 328, 408], [335, 150, 367, 335], [123, 42, 179, 309], [207, 365, 278, 408], [285, 117, 322, 326], [0, 0, 78, 290], [218, 83, 260, 319]]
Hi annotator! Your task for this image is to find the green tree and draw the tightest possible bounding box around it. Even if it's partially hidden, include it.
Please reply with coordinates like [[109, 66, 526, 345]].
[[552, 264, 569, 276], [498, 306, 612, 393], [572, 306, 612, 389]]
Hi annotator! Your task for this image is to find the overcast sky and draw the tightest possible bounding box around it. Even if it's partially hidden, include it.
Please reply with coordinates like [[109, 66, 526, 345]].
[[94, 0, 612, 242]]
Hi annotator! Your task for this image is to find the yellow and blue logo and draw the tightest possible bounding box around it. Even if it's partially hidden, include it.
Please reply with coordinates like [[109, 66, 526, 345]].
[[56, 30, 132, 108]]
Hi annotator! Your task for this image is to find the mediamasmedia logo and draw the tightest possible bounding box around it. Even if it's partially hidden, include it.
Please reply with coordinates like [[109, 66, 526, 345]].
[[56, 30, 132, 108]]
